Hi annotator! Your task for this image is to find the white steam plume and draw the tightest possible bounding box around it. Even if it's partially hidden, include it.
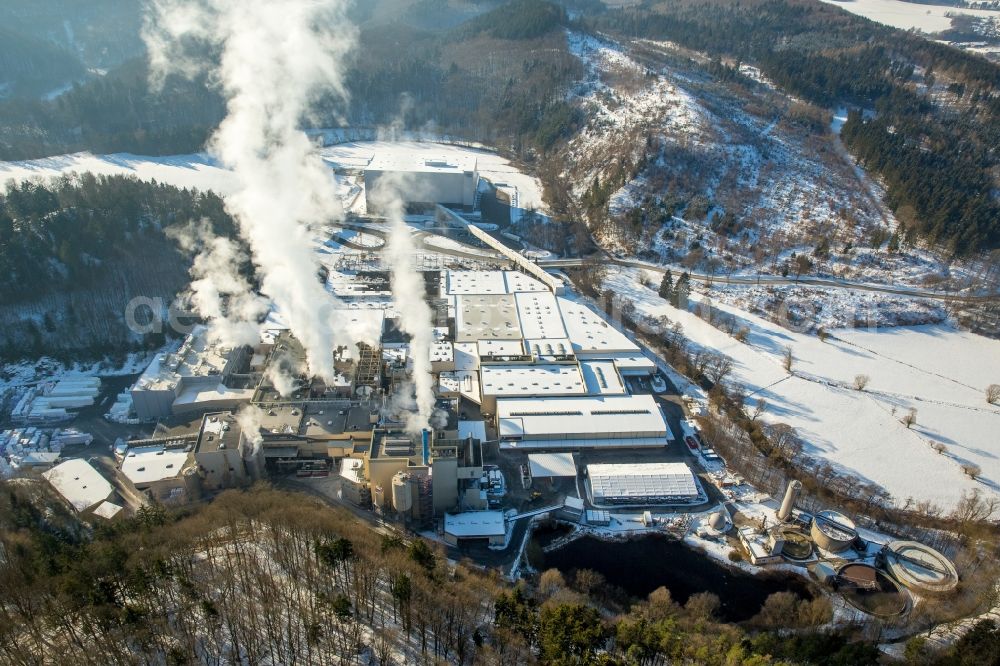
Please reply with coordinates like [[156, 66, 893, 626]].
[[168, 222, 268, 348], [266, 348, 306, 398], [144, 0, 379, 381], [371, 174, 435, 435], [235, 404, 265, 456]]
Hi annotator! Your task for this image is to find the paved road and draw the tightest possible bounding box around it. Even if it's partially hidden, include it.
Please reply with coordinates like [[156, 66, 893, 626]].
[[344, 218, 996, 304]]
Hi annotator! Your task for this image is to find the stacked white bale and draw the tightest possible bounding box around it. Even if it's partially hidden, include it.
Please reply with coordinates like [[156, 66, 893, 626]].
[[27, 407, 70, 421], [52, 429, 93, 446], [53, 377, 100, 388], [34, 396, 94, 409]]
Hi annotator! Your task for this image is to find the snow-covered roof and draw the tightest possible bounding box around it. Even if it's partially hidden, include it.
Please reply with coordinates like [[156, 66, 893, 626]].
[[120, 445, 190, 487], [456, 294, 521, 342], [42, 459, 114, 513], [446, 271, 508, 295], [481, 364, 586, 397], [587, 462, 699, 503], [444, 511, 506, 538], [580, 360, 626, 395], [528, 452, 576, 478], [557, 298, 641, 354], [503, 271, 549, 293], [92, 501, 125, 520], [524, 338, 573, 358], [430, 342, 454, 363], [477, 339, 524, 357], [367, 153, 477, 174], [515, 291, 567, 339], [340, 458, 365, 485], [497, 394, 669, 441], [438, 371, 480, 402]]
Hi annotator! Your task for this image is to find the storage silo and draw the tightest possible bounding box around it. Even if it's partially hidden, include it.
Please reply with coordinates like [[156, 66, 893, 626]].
[[392, 472, 414, 514]]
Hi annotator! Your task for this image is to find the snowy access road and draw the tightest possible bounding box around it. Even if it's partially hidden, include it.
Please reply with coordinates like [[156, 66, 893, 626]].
[[540, 256, 998, 303]]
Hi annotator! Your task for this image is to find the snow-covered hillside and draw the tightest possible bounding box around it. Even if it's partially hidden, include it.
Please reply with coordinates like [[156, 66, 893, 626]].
[[560, 31, 989, 329], [605, 266, 1000, 509]]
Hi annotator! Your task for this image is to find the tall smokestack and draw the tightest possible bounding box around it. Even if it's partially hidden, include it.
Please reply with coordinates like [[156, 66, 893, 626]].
[[778, 479, 802, 522]]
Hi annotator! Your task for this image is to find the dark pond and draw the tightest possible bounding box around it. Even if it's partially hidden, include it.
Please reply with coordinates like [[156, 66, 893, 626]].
[[543, 534, 813, 622]]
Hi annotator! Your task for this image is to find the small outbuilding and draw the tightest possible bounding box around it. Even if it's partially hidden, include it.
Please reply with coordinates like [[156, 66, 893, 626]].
[[444, 511, 507, 547]]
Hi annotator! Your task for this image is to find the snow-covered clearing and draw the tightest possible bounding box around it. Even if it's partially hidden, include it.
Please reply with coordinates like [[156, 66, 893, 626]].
[[821, 0, 1000, 33], [605, 266, 1000, 509], [0, 152, 241, 195]]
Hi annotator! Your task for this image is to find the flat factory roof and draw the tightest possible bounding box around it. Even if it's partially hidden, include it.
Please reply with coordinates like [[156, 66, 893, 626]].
[[557, 298, 641, 354], [587, 462, 699, 503], [516, 291, 567, 340], [528, 452, 577, 478], [445, 270, 550, 295], [456, 294, 521, 342], [42, 458, 114, 513], [430, 341, 454, 363], [439, 371, 481, 403], [444, 510, 506, 538], [504, 271, 549, 293], [497, 394, 669, 441], [477, 339, 524, 358], [447, 271, 508, 295], [580, 360, 626, 395], [525, 338, 573, 358], [481, 364, 586, 397], [367, 153, 478, 174], [120, 445, 190, 486]]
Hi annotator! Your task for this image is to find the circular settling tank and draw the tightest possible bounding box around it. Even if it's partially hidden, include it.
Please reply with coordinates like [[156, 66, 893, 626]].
[[810, 510, 857, 553], [883, 540, 958, 594], [836, 562, 909, 617], [777, 528, 813, 561]]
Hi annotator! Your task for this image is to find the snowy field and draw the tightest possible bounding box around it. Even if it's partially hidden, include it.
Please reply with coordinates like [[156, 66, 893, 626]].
[[0, 152, 241, 195], [605, 267, 1000, 509], [821, 0, 999, 33]]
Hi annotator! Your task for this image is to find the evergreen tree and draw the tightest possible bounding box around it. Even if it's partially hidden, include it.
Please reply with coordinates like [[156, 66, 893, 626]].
[[675, 271, 691, 310], [658, 269, 674, 300]]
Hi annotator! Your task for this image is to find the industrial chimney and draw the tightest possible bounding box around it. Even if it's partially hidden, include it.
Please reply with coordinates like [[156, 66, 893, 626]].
[[778, 480, 802, 522]]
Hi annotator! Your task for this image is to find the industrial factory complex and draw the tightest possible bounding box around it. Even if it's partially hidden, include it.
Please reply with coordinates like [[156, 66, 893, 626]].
[[3, 142, 962, 631], [105, 262, 691, 533]]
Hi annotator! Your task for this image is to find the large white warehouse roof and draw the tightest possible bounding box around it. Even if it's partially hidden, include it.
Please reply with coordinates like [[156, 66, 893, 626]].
[[42, 459, 114, 513], [587, 462, 699, 504], [497, 394, 671, 447]]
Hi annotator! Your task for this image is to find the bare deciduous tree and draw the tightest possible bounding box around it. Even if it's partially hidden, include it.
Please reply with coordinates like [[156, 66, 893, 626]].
[[854, 374, 870, 391], [987, 384, 1000, 404], [783, 346, 794, 373], [903, 408, 917, 428]]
